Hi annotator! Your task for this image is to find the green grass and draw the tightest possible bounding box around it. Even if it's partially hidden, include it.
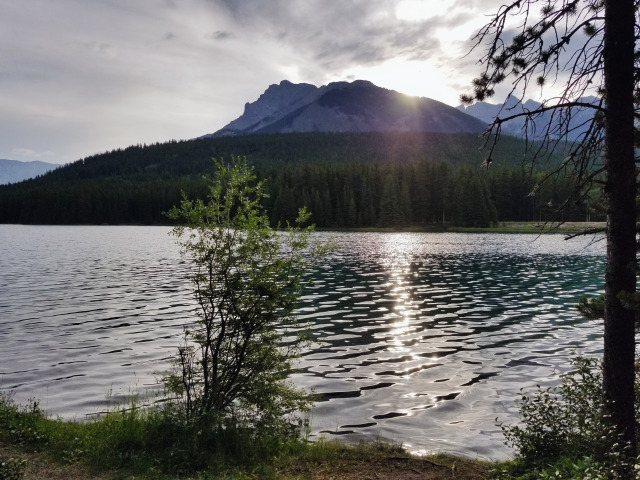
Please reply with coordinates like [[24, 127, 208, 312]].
[[6, 389, 630, 479], [0, 392, 494, 479], [446, 221, 606, 234], [0, 392, 282, 478]]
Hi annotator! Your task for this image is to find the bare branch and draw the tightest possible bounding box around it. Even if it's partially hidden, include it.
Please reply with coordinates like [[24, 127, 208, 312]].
[[564, 227, 607, 239]]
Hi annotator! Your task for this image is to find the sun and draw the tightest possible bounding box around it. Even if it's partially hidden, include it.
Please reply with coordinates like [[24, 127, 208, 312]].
[[336, 58, 462, 106]]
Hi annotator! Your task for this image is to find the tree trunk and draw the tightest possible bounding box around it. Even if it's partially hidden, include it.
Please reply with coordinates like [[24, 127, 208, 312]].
[[603, 0, 637, 452]]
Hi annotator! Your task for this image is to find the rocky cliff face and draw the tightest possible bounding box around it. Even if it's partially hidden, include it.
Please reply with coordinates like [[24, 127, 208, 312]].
[[216, 80, 319, 135], [209, 80, 488, 137]]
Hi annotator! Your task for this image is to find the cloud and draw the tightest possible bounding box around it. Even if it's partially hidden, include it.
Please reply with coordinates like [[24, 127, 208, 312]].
[[209, 30, 234, 40], [0, 0, 527, 163], [213, 0, 488, 85]]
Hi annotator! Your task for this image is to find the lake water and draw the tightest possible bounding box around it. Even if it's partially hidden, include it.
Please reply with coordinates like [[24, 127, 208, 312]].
[[0, 225, 606, 460]]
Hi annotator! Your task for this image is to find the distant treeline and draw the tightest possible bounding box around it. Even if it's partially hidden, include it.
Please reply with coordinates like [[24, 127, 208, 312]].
[[264, 161, 595, 228], [0, 132, 601, 226]]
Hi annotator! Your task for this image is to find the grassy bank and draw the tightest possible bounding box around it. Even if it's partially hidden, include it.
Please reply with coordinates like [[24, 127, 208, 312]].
[[319, 222, 606, 235], [0, 393, 492, 479], [450, 221, 606, 234]]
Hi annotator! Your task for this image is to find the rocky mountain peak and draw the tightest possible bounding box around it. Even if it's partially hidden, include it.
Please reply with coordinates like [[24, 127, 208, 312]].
[[208, 79, 487, 137]]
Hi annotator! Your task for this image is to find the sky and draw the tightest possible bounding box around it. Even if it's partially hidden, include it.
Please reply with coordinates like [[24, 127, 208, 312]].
[[1, 0, 533, 165]]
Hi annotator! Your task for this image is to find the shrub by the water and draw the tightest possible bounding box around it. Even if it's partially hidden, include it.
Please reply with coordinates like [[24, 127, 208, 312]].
[[494, 356, 640, 479], [0, 158, 333, 478], [160, 156, 331, 472]]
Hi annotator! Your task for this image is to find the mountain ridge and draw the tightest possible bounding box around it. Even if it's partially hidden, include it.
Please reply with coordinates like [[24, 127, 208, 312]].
[[0, 159, 60, 185], [209, 80, 488, 137], [456, 95, 599, 140]]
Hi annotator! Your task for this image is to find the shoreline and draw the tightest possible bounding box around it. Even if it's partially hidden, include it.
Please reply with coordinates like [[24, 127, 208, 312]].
[[1, 221, 606, 235], [318, 221, 606, 235]]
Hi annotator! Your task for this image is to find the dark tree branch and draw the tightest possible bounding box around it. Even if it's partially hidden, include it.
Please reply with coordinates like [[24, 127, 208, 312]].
[[564, 227, 607, 239]]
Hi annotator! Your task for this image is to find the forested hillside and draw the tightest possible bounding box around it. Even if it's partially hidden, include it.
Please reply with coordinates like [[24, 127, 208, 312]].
[[0, 132, 598, 226]]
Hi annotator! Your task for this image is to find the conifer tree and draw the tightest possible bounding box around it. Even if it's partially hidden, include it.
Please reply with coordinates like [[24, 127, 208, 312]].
[[463, 0, 638, 462]]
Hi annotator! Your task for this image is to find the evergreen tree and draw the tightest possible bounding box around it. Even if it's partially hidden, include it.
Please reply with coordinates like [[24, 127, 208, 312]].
[[463, 0, 638, 464], [378, 175, 404, 227]]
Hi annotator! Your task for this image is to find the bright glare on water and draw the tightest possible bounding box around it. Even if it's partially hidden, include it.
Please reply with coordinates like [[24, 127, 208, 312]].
[[0, 225, 606, 460]]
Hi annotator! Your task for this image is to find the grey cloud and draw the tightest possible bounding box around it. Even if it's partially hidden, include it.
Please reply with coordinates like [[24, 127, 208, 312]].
[[209, 30, 234, 40], [214, 0, 456, 73]]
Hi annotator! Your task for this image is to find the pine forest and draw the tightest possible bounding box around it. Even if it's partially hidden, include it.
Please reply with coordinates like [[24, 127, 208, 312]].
[[0, 132, 600, 227]]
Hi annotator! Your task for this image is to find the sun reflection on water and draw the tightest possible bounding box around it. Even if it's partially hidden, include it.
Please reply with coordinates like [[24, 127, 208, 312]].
[[380, 234, 425, 355]]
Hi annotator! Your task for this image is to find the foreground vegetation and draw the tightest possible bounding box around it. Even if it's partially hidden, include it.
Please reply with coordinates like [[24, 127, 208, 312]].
[[2, 355, 638, 479], [0, 392, 493, 480], [493, 357, 640, 479]]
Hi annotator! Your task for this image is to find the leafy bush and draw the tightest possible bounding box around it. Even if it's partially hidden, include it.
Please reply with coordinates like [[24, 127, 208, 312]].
[[500, 357, 607, 463], [163, 157, 331, 459], [534, 454, 640, 480], [0, 457, 27, 480], [496, 356, 640, 479]]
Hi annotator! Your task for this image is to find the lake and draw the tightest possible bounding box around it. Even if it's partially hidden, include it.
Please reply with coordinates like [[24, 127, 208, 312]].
[[0, 225, 606, 460]]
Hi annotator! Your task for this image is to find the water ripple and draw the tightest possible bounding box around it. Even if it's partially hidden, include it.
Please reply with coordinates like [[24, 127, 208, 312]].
[[0, 226, 608, 459]]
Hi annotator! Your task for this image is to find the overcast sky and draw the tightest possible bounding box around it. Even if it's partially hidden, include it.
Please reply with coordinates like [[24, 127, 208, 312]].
[[2, 0, 527, 164]]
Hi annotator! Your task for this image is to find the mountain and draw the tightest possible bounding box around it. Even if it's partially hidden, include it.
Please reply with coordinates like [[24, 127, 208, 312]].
[[0, 159, 60, 185], [457, 95, 599, 140], [210, 80, 488, 137]]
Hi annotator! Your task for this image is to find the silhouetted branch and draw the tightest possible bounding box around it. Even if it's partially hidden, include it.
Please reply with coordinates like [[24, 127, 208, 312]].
[[564, 227, 607, 240]]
